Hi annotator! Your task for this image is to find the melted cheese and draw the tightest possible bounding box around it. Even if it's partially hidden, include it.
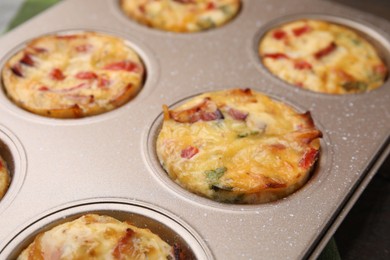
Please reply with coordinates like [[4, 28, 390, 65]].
[[2, 32, 144, 118], [0, 156, 10, 200], [157, 89, 322, 204], [18, 214, 175, 260], [259, 19, 388, 94], [120, 0, 241, 33]]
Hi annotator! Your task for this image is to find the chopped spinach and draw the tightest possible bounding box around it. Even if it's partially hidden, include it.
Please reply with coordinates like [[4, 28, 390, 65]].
[[205, 167, 227, 183], [237, 131, 259, 138], [342, 81, 368, 91]]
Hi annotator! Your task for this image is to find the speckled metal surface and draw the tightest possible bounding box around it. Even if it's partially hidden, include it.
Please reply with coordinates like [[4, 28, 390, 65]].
[[0, 0, 389, 259]]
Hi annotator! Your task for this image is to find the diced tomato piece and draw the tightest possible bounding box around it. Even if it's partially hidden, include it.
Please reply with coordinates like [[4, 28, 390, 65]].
[[228, 107, 248, 121], [314, 42, 337, 59], [264, 53, 289, 59], [206, 2, 216, 10], [373, 64, 388, 75], [50, 68, 65, 80], [75, 71, 98, 80], [103, 61, 138, 72], [181, 146, 199, 159], [272, 30, 287, 40], [299, 148, 318, 168], [11, 64, 23, 77], [20, 53, 34, 66], [294, 60, 312, 70], [138, 4, 146, 13], [293, 25, 311, 37]]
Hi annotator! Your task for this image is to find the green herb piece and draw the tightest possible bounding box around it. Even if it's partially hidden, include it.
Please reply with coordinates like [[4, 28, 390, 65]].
[[341, 81, 368, 91], [205, 167, 227, 183], [219, 5, 232, 15], [237, 131, 260, 138], [197, 17, 216, 29]]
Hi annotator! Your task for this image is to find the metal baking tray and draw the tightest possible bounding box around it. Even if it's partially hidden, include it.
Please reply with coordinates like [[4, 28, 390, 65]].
[[0, 0, 389, 259]]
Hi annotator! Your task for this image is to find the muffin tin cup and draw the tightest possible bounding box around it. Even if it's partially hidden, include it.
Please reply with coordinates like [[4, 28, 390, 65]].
[[0, 198, 213, 259], [0, 0, 389, 259]]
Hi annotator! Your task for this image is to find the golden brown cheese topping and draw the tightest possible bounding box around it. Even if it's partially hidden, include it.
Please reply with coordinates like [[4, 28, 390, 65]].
[[18, 214, 179, 260], [2, 32, 144, 118], [120, 0, 241, 33], [258, 19, 388, 94], [0, 156, 10, 200], [156, 88, 322, 204]]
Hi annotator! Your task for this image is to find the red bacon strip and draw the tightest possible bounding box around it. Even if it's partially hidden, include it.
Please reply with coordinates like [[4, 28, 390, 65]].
[[293, 25, 311, 37], [11, 64, 23, 77], [299, 148, 319, 169], [170, 98, 224, 123], [264, 53, 289, 60], [103, 61, 139, 72], [20, 53, 34, 66], [75, 71, 98, 80], [314, 42, 337, 59], [294, 60, 312, 70], [181, 146, 199, 159], [227, 107, 248, 121]]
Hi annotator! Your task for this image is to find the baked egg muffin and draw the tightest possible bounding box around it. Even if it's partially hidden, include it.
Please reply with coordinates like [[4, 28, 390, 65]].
[[120, 0, 241, 33], [259, 19, 388, 94], [0, 155, 10, 200], [18, 214, 181, 260], [156, 88, 322, 204], [2, 32, 145, 118]]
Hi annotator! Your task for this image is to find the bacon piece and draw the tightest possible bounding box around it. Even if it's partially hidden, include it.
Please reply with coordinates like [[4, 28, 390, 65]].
[[299, 148, 319, 169], [20, 53, 34, 66], [170, 98, 224, 123], [227, 107, 248, 121], [138, 4, 146, 13], [103, 61, 139, 72], [50, 68, 65, 80], [264, 53, 289, 59], [314, 42, 337, 59], [0, 160, 3, 169], [294, 60, 312, 70], [75, 71, 98, 80], [293, 25, 311, 37], [11, 64, 23, 77], [113, 228, 135, 258], [272, 30, 287, 40], [181, 146, 199, 159]]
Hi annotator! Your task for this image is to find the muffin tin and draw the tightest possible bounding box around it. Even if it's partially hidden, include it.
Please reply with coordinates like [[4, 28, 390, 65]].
[[0, 0, 389, 259]]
